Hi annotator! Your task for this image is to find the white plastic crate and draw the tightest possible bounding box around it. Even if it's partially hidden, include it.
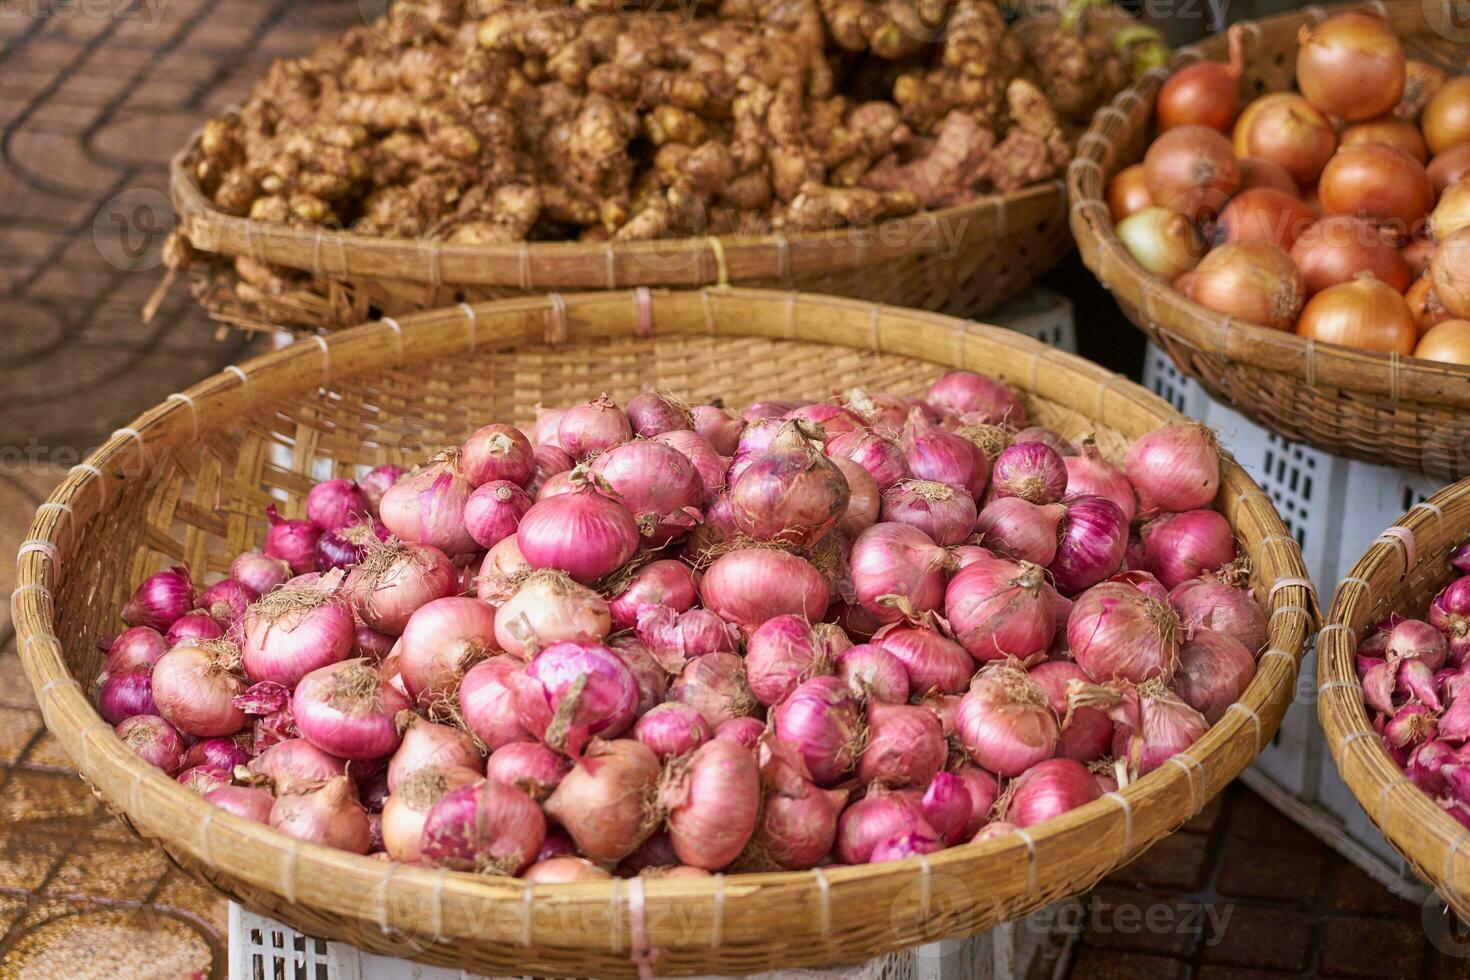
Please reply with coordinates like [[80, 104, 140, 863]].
[[229, 899, 1082, 980], [986, 289, 1076, 354], [1142, 342, 1441, 903]]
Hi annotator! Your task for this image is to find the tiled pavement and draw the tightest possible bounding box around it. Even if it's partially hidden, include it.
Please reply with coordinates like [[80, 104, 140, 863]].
[[2, 1, 1469, 978]]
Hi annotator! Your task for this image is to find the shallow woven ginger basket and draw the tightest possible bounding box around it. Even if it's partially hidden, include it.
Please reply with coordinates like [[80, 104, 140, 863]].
[[1318, 479, 1470, 921], [172, 130, 1069, 336], [1068, 0, 1470, 479], [13, 289, 1314, 977]]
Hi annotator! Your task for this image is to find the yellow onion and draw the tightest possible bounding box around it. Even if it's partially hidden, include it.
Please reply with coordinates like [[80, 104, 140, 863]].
[[1295, 273, 1416, 354], [1413, 319, 1470, 365], [1116, 207, 1204, 280], [1431, 227, 1470, 318], [1184, 242, 1305, 330], [1429, 179, 1470, 242], [1340, 117, 1428, 163], [1423, 77, 1470, 156], [1295, 12, 1405, 122]]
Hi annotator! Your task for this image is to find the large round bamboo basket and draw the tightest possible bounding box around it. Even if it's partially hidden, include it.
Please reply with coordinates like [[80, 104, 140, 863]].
[[1318, 479, 1470, 921], [1067, 0, 1470, 479], [172, 133, 1068, 335], [13, 288, 1314, 976]]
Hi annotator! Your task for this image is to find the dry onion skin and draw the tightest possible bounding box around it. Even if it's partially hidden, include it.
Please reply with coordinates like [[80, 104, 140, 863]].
[[1184, 241, 1305, 330], [1295, 11, 1406, 123], [1295, 273, 1417, 355]]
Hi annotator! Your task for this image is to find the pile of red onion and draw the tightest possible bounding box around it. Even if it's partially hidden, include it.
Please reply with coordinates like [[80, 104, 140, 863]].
[[97, 372, 1263, 877], [1354, 560, 1470, 828]]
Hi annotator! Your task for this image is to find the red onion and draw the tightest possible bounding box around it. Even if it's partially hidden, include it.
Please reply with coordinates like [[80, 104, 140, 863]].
[[1012, 427, 1076, 457], [380, 451, 478, 556], [181, 737, 249, 774], [397, 596, 499, 704], [1173, 629, 1256, 723], [992, 442, 1067, 505], [511, 640, 639, 755], [178, 765, 231, 795], [558, 394, 633, 459], [918, 771, 971, 843], [1452, 545, 1470, 575], [1053, 440, 1124, 517], [951, 764, 999, 839], [471, 535, 527, 600], [292, 659, 411, 760], [636, 606, 739, 670], [1069, 581, 1181, 684], [1111, 570, 1170, 605], [835, 788, 932, 864], [116, 714, 184, 773], [845, 390, 922, 437], [752, 740, 849, 869], [729, 422, 848, 548], [270, 775, 372, 853], [880, 480, 977, 547], [858, 701, 945, 788], [240, 585, 355, 689], [462, 423, 535, 488], [1169, 578, 1268, 655], [462, 481, 533, 550], [1030, 661, 1113, 763], [459, 657, 533, 750], [771, 675, 863, 786], [198, 580, 253, 629], [165, 611, 226, 647], [1003, 759, 1101, 827], [1123, 423, 1220, 517], [122, 565, 195, 631], [700, 548, 830, 633], [357, 464, 407, 514], [691, 404, 743, 455], [653, 430, 729, 498], [102, 627, 168, 677], [1049, 496, 1129, 596], [592, 440, 705, 544], [608, 559, 699, 630], [544, 739, 661, 860], [1440, 694, 1470, 743], [381, 765, 482, 862], [900, 410, 985, 497], [1431, 578, 1470, 666], [537, 827, 576, 863], [850, 523, 951, 624], [353, 622, 396, 659], [529, 444, 575, 495], [537, 468, 579, 501], [152, 640, 247, 737], [944, 554, 1053, 663], [205, 785, 275, 822], [1141, 510, 1237, 590], [1386, 703, 1438, 750], [627, 390, 693, 438], [421, 779, 545, 873], [661, 738, 761, 869], [251, 704, 299, 755], [306, 479, 370, 532], [1388, 618, 1449, 670], [956, 665, 1059, 776], [973, 498, 1065, 565], [1397, 658, 1442, 712], [1407, 741, 1460, 796], [873, 620, 974, 695], [230, 552, 291, 598], [608, 636, 669, 716], [1106, 679, 1208, 775], [784, 402, 864, 438], [264, 505, 321, 575], [716, 716, 767, 749], [493, 570, 610, 658], [247, 738, 346, 795], [925, 371, 1027, 427], [836, 643, 910, 702], [949, 545, 993, 569], [672, 652, 757, 728], [516, 477, 639, 583], [533, 404, 565, 447], [825, 429, 908, 489], [635, 703, 713, 759], [746, 615, 847, 706], [485, 741, 571, 801], [735, 416, 787, 459], [871, 829, 943, 862], [523, 856, 613, 882], [973, 821, 1019, 842], [1362, 659, 1396, 716], [388, 714, 481, 792], [98, 666, 157, 725], [344, 541, 458, 634]]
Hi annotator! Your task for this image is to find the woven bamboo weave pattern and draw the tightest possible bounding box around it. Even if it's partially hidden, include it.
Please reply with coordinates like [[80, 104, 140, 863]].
[[1319, 480, 1470, 921], [1067, 0, 1470, 478], [12, 289, 1313, 976]]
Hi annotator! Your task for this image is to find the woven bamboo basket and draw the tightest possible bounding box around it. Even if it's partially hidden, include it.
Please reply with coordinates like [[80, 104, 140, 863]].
[[13, 288, 1314, 977], [172, 133, 1069, 335], [1318, 479, 1470, 921], [1067, 0, 1470, 479]]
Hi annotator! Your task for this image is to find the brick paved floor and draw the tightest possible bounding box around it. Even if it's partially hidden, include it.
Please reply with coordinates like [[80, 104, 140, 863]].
[[1, 1, 1468, 978]]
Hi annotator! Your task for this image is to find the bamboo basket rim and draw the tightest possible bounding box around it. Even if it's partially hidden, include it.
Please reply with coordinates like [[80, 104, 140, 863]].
[[171, 124, 1066, 290], [1065, 0, 1470, 411], [1318, 477, 1470, 918], [12, 288, 1315, 973]]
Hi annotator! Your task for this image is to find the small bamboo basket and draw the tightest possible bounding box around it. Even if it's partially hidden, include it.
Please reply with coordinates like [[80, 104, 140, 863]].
[[13, 288, 1314, 977], [172, 134, 1069, 335], [1318, 479, 1470, 921], [1067, 0, 1470, 479]]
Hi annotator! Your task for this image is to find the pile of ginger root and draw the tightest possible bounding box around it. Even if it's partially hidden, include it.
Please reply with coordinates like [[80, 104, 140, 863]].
[[188, 0, 1134, 255]]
